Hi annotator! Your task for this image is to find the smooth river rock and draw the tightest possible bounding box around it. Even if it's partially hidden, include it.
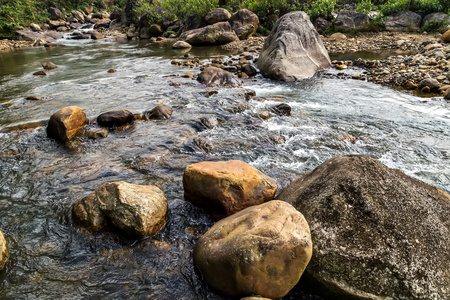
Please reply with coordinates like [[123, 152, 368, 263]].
[[183, 160, 277, 219], [97, 109, 134, 127], [197, 66, 240, 87], [144, 105, 173, 120], [277, 154, 450, 300], [47, 106, 88, 142], [194, 200, 312, 298], [334, 10, 370, 31], [179, 22, 239, 46], [205, 8, 231, 25], [257, 11, 331, 81], [0, 230, 8, 270], [72, 181, 168, 236]]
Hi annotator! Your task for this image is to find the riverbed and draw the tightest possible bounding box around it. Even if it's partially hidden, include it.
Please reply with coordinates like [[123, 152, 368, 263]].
[[0, 37, 449, 299]]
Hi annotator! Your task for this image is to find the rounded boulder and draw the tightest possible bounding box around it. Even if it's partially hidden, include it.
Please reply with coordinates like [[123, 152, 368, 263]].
[[46, 106, 88, 142], [97, 110, 134, 127], [183, 160, 277, 219], [194, 200, 312, 298]]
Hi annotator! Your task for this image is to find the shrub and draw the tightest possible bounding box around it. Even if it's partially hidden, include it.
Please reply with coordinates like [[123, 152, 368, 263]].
[[306, 0, 336, 20], [355, 0, 377, 14]]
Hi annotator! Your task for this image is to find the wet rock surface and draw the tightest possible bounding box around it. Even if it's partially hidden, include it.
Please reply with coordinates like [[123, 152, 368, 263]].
[[46, 106, 88, 142], [277, 154, 450, 300], [197, 66, 241, 87], [194, 200, 312, 299], [97, 110, 134, 127], [0, 230, 8, 270], [183, 160, 277, 220], [72, 181, 168, 236]]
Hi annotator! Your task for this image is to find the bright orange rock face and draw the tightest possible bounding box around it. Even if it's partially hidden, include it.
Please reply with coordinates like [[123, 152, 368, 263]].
[[46, 106, 88, 142], [183, 160, 277, 219]]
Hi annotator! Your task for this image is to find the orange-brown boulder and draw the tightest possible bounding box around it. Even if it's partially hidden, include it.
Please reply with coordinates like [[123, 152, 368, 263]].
[[442, 29, 450, 43], [46, 106, 88, 142], [183, 160, 277, 219]]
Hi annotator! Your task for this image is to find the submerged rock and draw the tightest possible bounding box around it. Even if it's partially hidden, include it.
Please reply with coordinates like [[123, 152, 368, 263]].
[[277, 154, 450, 300], [97, 110, 134, 127], [258, 11, 331, 81], [47, 106, 88, 142], [42, 61, 58, 70], [91, 31, 104, 40], [144, 105, 173, 120], [0, 230, 8, 270], [183, 160, 277, 219], [72, 181, 168, 236], [194, 200, 312, 298], [197, 66, 240, 87]]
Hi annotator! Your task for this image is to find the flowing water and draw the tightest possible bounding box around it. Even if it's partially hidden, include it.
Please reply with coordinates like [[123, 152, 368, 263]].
[[0, 37, 449, 299]]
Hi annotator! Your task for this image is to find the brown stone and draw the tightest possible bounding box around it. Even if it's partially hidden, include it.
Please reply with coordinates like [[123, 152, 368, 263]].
[[91, 31, 104, 40], [25, 96, 41, 100], [33, 70, 47, 76], [444, 88, 450, 100], [97, 110, 134, 127], [405, 81, 418, 90], [46, 106, 88, 142], [197, 66, 240, 87], [194, 200, 312, 298], [42, 61, 58, 70], [183, 160, 277, 219], [442, 29, 450, 43], [144, 105, 173, 120], [107, 68, 116, 73], [421, 86, 431, 93]]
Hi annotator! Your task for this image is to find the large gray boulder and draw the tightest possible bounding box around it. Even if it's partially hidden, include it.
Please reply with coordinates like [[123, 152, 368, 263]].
[[277, 154, 450, 300], [257, 11, 331, 81], [72, 181, 168, 236], [179, 21, 239, 45], [194, 200, 312, 298], [385, 10, 422, 32], [421, 12, 450, 28], [334, 10, 370, 31], [228, 9, 259, 40], [48, 7, 64, 20]]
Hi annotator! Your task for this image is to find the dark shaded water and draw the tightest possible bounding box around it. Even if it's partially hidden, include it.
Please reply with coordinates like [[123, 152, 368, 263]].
[[0, 38, 449, 299]]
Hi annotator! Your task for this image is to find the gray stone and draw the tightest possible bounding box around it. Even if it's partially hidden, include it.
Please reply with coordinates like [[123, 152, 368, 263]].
[[334, 10, 369, 31], [313, 17, 331, 34], [258, 11, 331, 81], [421, 12, 450, 28], [385, 10, 422, 32], [180, 22, 239, 45], [277, 154, 450, 300], [144, 105, 173, 120], [228, 9, 259, 40], [48, 7, 64, 20], [172, 40, 192, 49], [197, 67, 240, 87]]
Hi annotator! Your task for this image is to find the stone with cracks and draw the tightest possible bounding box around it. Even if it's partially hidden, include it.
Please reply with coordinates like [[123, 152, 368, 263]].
[[257, 11, 331, 81], [47, 106, 88, 142]]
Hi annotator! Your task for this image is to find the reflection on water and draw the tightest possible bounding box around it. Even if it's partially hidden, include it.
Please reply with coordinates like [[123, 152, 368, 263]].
[[0, 38, 449, 299]]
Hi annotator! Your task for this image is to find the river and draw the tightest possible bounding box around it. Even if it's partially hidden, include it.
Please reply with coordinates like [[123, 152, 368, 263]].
[[0, 37, 449, 299]]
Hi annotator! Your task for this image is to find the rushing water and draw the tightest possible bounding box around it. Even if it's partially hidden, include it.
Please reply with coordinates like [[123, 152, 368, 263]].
[[0, 37, 449, 299]]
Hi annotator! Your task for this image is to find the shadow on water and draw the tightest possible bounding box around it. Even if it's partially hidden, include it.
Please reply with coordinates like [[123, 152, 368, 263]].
[[0, 38, 448, 299]]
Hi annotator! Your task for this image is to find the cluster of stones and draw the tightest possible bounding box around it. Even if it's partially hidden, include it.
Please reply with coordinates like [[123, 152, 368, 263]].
[[0, 39, 35, 51], [352, 30, 450, 98]]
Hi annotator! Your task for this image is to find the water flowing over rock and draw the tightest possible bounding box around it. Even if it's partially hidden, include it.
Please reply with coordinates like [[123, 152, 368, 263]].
[[144, 105, 173, 120], [91, 31, 105, 40], [179, 22, 239, 45], [228, 9, 259, 40], [97, 110, 134, 127], [277, 154, 450, 300], [0, 230, 8, 270], [183, 160, 277, 219], [197, 66, 240, 87], [385, 10, 422, 32], [194, 200, 312, 298], [205, 8, 231, 25], [334, 10, 369, 31], [42, 61, 57, 70], [72, 181, 168, 236], [257, 11, 331, 81], [46, 106, 88, 142]]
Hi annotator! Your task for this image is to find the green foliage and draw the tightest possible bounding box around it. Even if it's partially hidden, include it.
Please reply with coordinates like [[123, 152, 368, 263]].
[[306, 0, 336, 20], [355, 0, 377, 14], [379, 0, 450, 17], [420, 19, 449, 32], [0, 0, 49, 38]]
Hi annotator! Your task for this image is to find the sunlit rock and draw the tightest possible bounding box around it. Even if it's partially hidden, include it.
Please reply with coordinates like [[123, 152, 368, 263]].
[[194, 200, 312, 298], [183, 160, 277, 219], [228, 9, 259, 40], [46, 106, 88, 142], [277, 154, 450, 299], [72, 181, 168, 236], [258, 11, 331, 81], [0, 230, 8, 270]]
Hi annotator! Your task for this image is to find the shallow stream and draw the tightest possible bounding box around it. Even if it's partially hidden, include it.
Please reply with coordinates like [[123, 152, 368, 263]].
[[0, 37, 449, 299]]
